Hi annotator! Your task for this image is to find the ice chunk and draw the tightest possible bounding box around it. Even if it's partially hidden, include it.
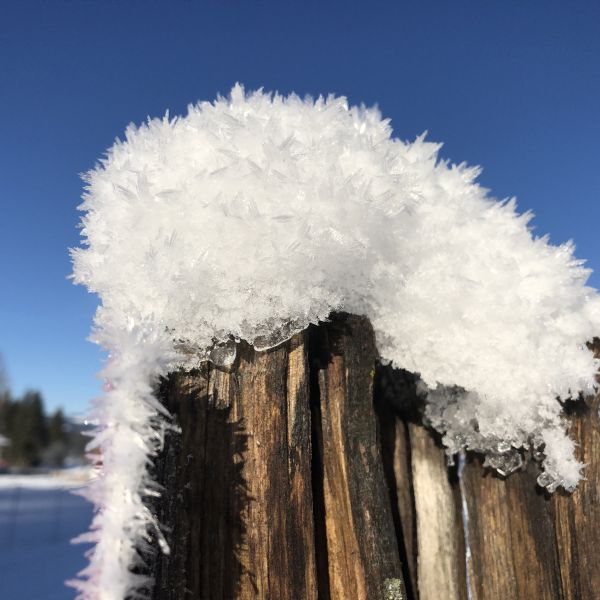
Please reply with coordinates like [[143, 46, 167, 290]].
[[208, 340, 237, 369]]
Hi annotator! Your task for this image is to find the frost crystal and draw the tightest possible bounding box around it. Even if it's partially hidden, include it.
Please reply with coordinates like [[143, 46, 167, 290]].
[[71, 85, 600, 599]]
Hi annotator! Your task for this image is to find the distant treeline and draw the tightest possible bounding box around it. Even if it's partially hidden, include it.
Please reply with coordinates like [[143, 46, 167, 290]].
[[0, 390, 87, 469]]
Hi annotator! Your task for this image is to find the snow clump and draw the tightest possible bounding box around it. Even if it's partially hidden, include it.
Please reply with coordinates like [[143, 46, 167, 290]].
[[71, 84, 600, 599]]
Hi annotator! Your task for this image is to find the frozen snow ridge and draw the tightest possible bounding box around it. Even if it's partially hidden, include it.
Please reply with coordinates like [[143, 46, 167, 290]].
[[71, 84, 600, 599]]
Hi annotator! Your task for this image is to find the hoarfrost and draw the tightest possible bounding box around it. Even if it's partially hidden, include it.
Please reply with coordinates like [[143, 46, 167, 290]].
[[70, 84, 600, 599]]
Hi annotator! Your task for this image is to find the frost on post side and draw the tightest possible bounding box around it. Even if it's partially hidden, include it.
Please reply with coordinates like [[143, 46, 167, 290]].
[[71, 84, 600, 599]]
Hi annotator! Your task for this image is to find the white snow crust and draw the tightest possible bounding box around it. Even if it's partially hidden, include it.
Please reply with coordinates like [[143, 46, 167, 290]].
[[0, 467, 91, 490], [71, 84, 600, 599]]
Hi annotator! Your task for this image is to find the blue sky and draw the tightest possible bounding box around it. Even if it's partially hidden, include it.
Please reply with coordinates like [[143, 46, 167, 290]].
[[1, 1, 598, 415]]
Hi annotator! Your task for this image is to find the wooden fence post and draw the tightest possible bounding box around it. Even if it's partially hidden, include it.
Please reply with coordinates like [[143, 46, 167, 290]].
[[375, 342, 600, 600], [149, 314, 406, 600], [147, 323, 599, 600], [311, 315, 406, 600]]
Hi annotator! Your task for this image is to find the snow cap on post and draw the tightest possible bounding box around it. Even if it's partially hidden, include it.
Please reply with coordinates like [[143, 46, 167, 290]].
[[71, 84, 600, 599]]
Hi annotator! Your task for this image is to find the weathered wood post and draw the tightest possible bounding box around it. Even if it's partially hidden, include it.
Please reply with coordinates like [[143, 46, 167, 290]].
[[374, 339, 600, 600], [71, 86, 600, 600], [149, 314, 406, 600]]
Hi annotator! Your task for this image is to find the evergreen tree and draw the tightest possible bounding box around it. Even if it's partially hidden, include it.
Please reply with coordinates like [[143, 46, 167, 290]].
[[0, 383, 83, 468], [45, 408, 68, 467], [0, 391, 11, 436], [10, 391, 48, 467], [0, 353, 8, 395], [48, 408, 66, 444]]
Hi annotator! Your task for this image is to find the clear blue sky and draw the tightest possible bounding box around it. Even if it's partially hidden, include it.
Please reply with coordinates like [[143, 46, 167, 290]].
[[1, 1, 598, 416]]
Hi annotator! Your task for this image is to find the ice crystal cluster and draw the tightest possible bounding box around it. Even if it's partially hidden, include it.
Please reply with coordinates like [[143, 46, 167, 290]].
[[71, 85, 600, 599]]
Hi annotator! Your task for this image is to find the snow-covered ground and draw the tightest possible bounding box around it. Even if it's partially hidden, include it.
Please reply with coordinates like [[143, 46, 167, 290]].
[[0, 472, 93, 600]]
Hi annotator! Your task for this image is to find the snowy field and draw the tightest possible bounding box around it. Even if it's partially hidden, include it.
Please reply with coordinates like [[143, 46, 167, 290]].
[[0, 473, 93, 600]]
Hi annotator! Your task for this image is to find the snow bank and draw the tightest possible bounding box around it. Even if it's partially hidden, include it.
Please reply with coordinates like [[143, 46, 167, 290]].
[[0, 468, 92, 490], [71, 84, 600, 599]]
